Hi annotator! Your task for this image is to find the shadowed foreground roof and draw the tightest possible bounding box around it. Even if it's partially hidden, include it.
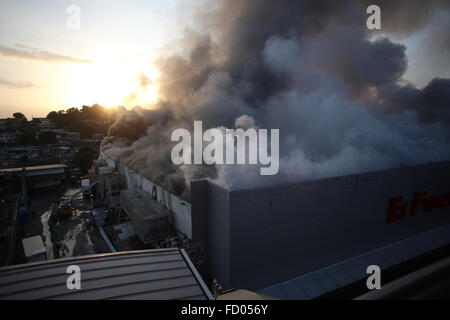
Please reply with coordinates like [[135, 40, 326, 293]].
[[0, 248, 212, 300]]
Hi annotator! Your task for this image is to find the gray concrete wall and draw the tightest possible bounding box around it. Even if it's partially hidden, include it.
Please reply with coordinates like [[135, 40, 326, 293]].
[[191, 180, 231, 288], [192, 161, 450, 291]]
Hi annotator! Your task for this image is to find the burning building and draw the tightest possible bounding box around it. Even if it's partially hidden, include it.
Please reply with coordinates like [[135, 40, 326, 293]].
[[191, 161, 450, 295], [93, 148, 450, 298], [95, 0, 450, 298], [92, 151, 192, 241]]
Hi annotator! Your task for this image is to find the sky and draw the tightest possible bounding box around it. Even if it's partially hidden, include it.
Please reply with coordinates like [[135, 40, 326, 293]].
[[0, 0, 449, 119], [0, 0, 190, 118]]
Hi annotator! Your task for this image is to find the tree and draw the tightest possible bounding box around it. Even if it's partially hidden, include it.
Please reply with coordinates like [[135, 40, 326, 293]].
[[45, 104, 116, 138], [13, 112, 26, 121], [47, 111, 58, 121]]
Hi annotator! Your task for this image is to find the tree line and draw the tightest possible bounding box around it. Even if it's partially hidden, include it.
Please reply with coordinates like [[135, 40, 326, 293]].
[[47, 104, 116, 138]]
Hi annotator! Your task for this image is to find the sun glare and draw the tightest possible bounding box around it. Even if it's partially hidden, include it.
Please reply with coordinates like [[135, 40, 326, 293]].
[[63, 57, 160, 109]]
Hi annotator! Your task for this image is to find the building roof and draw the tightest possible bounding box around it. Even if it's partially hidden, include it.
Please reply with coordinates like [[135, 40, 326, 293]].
[[121, 189, 169, 220], [22, 236, 46, 259], [0, 248, 213, 300], [0, 164, 67, 173]]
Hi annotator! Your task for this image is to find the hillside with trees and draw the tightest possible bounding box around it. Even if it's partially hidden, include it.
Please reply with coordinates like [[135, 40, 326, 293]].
[[47, 104, 116, 138]]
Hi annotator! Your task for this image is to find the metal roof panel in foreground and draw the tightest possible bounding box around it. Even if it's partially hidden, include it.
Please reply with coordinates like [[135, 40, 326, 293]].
[[0, 248, 212, 300]]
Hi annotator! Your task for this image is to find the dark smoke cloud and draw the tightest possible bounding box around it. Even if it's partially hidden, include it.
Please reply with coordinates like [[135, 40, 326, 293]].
[[378, 79, 450, 122], [102, 0, 450, 198]]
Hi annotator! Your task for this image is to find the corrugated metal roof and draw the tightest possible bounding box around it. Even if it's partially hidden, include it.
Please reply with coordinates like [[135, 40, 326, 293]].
[[259, 223, 450, 299], [0, 248, 212, 300]]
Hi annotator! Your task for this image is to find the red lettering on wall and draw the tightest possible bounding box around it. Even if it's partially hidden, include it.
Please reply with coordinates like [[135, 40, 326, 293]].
[[386, 196, 407, 223], [410, 191, 427, 216], [387, 190, 450, 223]]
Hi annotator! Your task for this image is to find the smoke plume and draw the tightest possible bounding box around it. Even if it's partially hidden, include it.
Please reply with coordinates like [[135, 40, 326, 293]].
[[102, 0, 450, 199]]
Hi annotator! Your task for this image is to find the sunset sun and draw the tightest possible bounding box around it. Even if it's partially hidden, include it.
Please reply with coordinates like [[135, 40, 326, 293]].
[[63, 58, 160, 109]]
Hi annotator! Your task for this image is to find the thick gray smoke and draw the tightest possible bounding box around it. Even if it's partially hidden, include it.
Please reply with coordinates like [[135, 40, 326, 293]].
[[102, 0, 450, 199]]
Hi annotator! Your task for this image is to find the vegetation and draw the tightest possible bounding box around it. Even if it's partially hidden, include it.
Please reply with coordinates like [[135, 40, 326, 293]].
[[13, 112, 26, 121], [4, 106, 106, 173], [47, 104, 116, 138]]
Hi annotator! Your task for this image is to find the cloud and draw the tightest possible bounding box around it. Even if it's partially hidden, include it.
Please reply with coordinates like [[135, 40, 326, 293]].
[[0, 77, 36, 88], [0, 44, 94, 64]]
